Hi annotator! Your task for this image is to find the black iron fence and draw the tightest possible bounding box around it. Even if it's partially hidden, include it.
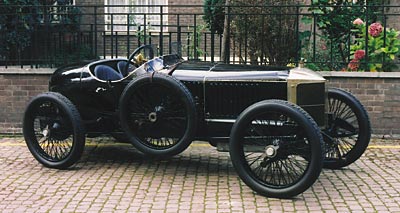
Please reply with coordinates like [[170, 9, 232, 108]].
[[1, 4, 400, 71]]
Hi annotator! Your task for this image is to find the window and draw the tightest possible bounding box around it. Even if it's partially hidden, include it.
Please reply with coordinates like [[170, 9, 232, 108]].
[[40, 0, 76, 24], [105, 0, 168, 32]]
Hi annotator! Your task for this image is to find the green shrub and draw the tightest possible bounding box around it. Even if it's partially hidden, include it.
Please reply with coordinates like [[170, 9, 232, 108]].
[[300, 0, 384, 70], [0, 0, 42, 60], [349, 19, 400, 72], [234, 0, 300, 66], [0, 0, 83, 66], [203, 0, 225, 35]]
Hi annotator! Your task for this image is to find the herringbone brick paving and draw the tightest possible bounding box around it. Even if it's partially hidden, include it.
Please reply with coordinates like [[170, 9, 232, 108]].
[[0, 137, 399, 212]]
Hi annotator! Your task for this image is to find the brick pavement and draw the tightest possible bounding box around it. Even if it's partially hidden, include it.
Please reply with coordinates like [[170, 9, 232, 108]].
[[0, 137, 399, 212]]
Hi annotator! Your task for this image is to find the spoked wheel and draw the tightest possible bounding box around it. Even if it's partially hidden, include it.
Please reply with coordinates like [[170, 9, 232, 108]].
[[23, 92, 85, 169], [323, 88, 371, 169], [119, 72, 197, 157], [229, 100, 323, 198]]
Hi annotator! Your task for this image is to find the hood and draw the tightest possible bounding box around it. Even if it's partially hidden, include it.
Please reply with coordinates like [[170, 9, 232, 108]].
[[173, 61, 291, 82]]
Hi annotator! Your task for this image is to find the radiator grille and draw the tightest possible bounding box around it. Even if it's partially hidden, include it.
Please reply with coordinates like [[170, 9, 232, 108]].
[[205, 81, 287, 119], [296, 82, 326, 126]]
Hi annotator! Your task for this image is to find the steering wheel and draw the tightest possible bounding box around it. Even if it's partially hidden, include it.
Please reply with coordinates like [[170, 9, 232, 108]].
[[124, 45, 155, 75]]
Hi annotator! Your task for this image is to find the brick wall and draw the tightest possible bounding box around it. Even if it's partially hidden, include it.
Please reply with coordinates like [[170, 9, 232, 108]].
[[0, 72, 50, 134], [323, 73, 400, 136], [1, 71, 399, 137]]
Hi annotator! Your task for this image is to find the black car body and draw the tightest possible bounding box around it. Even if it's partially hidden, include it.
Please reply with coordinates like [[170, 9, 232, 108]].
[[23, 45, 371, 198], [49, 56, 326, 140]]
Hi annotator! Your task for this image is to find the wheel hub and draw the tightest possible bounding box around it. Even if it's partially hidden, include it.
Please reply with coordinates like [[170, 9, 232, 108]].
[[265, 145, 279, 158], [42, 123, 61, 138], [42, 129, 49, 137], [148, 112, 157, 122]]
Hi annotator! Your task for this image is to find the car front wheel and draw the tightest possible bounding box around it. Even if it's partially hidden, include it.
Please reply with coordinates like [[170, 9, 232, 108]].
[[229, 100, 324, 198]]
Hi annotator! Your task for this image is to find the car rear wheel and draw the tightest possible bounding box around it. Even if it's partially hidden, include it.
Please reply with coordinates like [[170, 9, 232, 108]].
[[229, 100, 323, 198], [322, 88, 371, 169], [23, 92, 85, 169], [119, 72, 197, 157]]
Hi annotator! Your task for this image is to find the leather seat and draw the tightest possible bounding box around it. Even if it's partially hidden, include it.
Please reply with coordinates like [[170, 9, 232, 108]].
[[117, 61, 129, 77], [94, 65, 123, 81]]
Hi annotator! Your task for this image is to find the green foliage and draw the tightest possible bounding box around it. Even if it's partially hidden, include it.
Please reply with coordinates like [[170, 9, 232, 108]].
[[300, 0, 384, 70], [203, 0, 225, 34], [136, 23, 153, 44], [0, 0, 82, 65], [300, 37, 345, 71], [186, 24, 207, 59], [53, 44, 97, 67], [50, 6, 82, 32], [349, 21, 400, 72], [231, 0, 300, 66], [0, 0, 42, 57], [310, 0, 374, 41]]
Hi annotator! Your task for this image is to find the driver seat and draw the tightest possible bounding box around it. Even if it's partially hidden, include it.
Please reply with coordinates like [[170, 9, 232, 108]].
[[117, 61, 130, 77], [94, 61, 135, 81], [94, 65, 123, 81]]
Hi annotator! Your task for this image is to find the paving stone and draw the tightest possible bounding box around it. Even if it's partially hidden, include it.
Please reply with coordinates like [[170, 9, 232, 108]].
[[0, 137, 399, 212]]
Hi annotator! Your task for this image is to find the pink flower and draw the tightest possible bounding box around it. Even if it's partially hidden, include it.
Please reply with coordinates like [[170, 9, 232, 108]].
[[354, 50, 365, 60], [353, 18, 364, 25], [348, 59, 360, 71], [369, 22, 383, 37]]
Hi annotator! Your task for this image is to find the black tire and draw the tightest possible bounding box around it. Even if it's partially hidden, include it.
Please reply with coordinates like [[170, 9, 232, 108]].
[[119, 72, 197, 157], [323, 88, 371, 169], [23, 92, 85, 169], [229, 100, 323, 198]]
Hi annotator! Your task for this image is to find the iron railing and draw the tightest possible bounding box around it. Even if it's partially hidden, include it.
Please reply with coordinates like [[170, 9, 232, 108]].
[[1, 4, 399, 71]]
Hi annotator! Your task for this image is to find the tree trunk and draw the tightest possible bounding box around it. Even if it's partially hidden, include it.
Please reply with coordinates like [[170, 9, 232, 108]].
[[221, 0, 231, 63]]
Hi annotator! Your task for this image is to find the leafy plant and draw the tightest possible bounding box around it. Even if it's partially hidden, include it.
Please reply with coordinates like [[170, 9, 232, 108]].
[[0, 0, 42, 60], [203, 0, 300, 66], [300, 36, 344, 71], [299, 16, 346, 70], [349, 19, 400, 72], [53, 44, 97, 67], [49, 6, 82, 32], [232, 0, 300, 66], [136, 23, 153, 45], [0, 0, 82, 66], [186, 24, 207, 60], [303, 0, 384, 70], [203, 0, 225, 35]]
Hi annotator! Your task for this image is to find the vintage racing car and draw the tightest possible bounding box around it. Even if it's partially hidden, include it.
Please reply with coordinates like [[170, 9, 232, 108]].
[[23, 45, 371, 198]]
